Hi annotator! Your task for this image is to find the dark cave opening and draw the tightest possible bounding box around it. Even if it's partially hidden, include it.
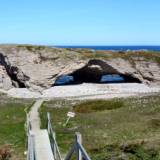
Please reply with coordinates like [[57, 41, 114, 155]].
[[53, 59, 142, 86], [0, 53, 27, 88], [52, 59, 142, 86], [9, 66, 26, 88]]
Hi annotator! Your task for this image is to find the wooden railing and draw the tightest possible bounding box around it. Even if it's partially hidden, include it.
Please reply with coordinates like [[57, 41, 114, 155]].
[[26, 112, 91, 160], [64, 132, 91, 160], [47, 112, 91, 160], [26, 114, 36, 160], [47, 113, 62, 160]]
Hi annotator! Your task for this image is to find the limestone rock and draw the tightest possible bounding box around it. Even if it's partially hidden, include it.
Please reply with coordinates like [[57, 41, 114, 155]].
[[0, 65, 12, 90], [0, 45, 159, 92]]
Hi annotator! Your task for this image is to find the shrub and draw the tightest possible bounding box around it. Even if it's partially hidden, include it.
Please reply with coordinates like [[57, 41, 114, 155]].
[[0, 146, 11, 160], [73, 99, 125, 113]]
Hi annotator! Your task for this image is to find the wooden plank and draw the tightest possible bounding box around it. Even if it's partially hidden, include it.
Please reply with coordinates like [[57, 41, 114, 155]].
[[76, 133, 82, 160], [78, 143, 91, 160], [34, 129, 54, 160]]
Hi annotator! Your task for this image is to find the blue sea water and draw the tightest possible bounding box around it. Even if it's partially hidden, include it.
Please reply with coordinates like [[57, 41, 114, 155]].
[[100, 75, 124, 83], [55, 46, 160, 51], [54, 75, 74, 85], [54, 74, 125, 86]]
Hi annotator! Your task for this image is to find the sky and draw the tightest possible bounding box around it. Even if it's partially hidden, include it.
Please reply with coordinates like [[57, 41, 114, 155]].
[[0, 0, 160, 46]]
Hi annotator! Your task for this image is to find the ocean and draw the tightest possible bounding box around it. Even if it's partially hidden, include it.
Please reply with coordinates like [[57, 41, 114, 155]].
[[55, 46, 160, 51]]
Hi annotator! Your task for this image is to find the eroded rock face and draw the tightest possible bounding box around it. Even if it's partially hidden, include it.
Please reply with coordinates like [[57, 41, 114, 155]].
[[0, 45, 159, 92], [134, 61, 160, 82], [102, 58, 160, 84], [0, 45, 87, 91], [0, 65, 12, 90]]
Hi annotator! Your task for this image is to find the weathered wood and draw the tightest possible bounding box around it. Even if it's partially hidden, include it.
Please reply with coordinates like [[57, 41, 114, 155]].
[[76, 132, 82, 160], [47, 112, 62, 160], [27, 101, 54, 160], [64, 144, 76, 160], [27, 111, 91, 160], [78, 143, 91, 160], [34, 130, 54, 160], [27, 133, 35, 160], [64, 132, 91, 160]]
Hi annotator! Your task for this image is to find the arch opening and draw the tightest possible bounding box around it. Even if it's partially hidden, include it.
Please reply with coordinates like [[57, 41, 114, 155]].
[[53, 73, 141, 86], [53, 60, 141, 86]]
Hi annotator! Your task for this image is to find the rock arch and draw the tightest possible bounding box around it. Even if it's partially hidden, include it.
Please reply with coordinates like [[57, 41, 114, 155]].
[[54, 59, 141, 86]]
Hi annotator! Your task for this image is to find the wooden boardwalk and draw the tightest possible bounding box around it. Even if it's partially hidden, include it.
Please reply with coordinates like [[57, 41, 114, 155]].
[[28, 99, 54, 160], [27, 99, 91, 160], [34, 130, 54, 160]]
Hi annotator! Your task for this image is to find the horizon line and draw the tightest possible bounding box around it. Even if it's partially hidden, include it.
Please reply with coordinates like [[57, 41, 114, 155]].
[[0, 43, 160, 47]]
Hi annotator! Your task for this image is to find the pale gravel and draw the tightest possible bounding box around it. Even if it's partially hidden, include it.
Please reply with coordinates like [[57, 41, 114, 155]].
[[3, 83, 160, 99]]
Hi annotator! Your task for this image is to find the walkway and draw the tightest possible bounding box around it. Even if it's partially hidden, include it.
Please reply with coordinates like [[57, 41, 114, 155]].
[[29, 99, 43, 131], [27, 99, 91, 160], [28, 99, 54, 160]]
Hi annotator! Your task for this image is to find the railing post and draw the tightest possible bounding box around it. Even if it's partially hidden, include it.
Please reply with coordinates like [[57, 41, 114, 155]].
[[53, 132, 57, 159], [47, 112, 50, 134], [28, 133, 35, 160], [76, 132, 82, 160], [27, 135, 30, 160], [64, 144, 76, 160]]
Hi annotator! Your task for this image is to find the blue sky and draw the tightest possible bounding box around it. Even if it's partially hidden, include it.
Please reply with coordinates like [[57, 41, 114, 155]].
[[0, 0, 160, 45]]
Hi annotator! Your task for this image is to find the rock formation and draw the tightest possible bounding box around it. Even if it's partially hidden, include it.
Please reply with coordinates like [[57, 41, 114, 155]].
[[0, 45, 160, 92]]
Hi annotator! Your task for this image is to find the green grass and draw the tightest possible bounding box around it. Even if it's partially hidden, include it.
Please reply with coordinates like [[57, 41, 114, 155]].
[[0, 96, 34, 160], [17, 44, 48, 51], [40, 95, 160, 160]]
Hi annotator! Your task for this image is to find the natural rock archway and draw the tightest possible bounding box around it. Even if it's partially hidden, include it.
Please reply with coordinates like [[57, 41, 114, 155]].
[[54, 59, 141, 86]]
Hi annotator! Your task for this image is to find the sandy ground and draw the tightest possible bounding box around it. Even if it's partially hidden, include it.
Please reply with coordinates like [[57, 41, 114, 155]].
[[2, 83, 160, 99]]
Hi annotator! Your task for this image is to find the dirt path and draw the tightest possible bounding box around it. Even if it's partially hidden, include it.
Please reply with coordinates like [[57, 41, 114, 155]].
[[28, 99, 44, 131]]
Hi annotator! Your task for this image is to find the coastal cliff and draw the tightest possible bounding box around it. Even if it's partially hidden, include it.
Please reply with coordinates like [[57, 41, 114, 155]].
[[0, 44, 160, 92]]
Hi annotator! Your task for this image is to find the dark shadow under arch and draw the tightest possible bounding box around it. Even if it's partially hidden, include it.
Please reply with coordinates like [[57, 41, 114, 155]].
[[53, 60, 141, 86]]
